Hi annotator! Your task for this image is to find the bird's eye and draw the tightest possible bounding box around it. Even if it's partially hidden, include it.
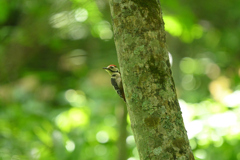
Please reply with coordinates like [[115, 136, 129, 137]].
[[110, 66, 114, 68]]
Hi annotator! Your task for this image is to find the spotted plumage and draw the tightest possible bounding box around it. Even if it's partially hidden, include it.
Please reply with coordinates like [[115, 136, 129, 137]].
[[103, 65, 126, 102]]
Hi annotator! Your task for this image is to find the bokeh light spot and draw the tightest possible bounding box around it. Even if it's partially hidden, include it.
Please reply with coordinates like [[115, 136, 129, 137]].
[[68, 25, 88, 40], [195, 149, 207, 159], [180, 57, 196, 74], [206, 63, 220, 79], [208, 111, 237, 128], [223, 90, 240, 107], [69, 49, 87, 65], [164, 16, 182, 36], [55, 108, 89, 132], [94, 145, 107, 156], [65, 89, 78, 102], [50, 11, 73, 28], [186, 120, 203, 139], [126, 135, 135, 146], [66, 140, 75, 152], [191, 24, 203, 39], [96, 131, 109, 143], [97, 21, 113, 40], [181, 75, 196, 90], [65, 89, 86, 107], [104, 115, 117, 126], [75, 8, 88, 22], [209, 76, 231, 102], [100, 28, 113, 40]]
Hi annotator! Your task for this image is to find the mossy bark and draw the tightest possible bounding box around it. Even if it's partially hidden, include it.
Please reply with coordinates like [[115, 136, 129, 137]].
[[109, 0, 194, 160]]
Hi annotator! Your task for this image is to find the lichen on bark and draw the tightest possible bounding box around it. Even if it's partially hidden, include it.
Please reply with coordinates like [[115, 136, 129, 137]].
[[109, 0, 194, 159]]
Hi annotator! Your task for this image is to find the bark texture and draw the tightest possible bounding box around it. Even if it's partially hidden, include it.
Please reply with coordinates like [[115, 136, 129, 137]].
[[109, 0, 194, 160]]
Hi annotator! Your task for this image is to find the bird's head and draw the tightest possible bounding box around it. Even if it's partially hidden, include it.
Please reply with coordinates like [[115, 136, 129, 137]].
[[103, 64, 119, 75]]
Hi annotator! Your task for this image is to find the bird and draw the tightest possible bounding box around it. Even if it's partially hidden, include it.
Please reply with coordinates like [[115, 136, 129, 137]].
[[103, 64, 126, 102]]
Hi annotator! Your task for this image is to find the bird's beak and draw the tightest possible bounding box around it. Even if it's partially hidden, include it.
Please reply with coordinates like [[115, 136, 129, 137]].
[[103, 67, 112, 75]]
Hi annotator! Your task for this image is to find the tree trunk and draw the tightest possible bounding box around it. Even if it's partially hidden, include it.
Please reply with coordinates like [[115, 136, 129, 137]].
[[117, 104, 128, 160], [109, 0, 195, 159]]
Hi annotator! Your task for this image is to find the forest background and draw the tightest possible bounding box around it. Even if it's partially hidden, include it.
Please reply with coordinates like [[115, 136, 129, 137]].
[[1, 0, 240, 160]]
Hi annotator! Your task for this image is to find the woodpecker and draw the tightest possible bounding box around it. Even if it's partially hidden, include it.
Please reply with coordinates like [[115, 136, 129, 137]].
[[103, 64, 126, 102]]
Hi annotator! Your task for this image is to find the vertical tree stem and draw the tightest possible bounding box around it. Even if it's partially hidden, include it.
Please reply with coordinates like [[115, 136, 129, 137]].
[[109, 0, 194, 159]]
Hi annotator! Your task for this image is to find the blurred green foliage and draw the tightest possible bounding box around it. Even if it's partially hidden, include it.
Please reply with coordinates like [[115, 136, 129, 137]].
[[1, 0, 240, 160]]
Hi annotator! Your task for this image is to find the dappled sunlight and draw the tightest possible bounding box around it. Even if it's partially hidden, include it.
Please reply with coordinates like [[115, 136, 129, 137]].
[[65, 89, 87, 107], [206, 63, 221, 79], [94, 144, 107, 156], [180, 100, 204, 139], [75, 8, 88, 22], [55, 108, 89, 132], [205, 29, 221, 48], [164, 16, 182, 37], [208, 111, 237, 128], [195, 149, 207, 160], [99, 28, 113, 40], [1, 0, 240, 159], [49, 1, 103, 40], [69, 49, 87, 65], [163, 16, 203, 42], [34, 126, 53, 147], [181, 74, 197, 90], [209, 76, 231, 102], [186, 120, 203, 139], [191, 25, 203, 39], [126, 135, 135, 147], [96, 131, 109, 143], [97, 21, 113, 40], [211, 134, 224, 147], [179, 99, 193, 122], [180, 97, 240, 153], [180, 57, 197, 74], [65, 140, 75, 152], [128, 157, 139, 160], [68, 24, 88, 40], [59, 50, 87, 71], [224, 90, 240, 107], [50, 11, 75, 28], [132, 147, 140, 159], [104, 115, 117, 126], [30, 148, 40, 159]]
